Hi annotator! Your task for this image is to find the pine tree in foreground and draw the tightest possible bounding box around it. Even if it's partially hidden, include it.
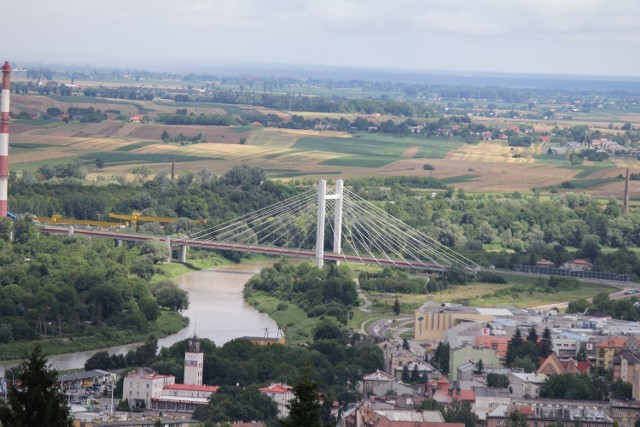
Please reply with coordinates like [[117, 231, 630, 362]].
[[0, 345, 72, 427]]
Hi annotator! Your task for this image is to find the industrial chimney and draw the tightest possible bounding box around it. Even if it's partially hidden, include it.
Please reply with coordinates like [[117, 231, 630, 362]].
[[625, 168, 630, 213], [0, 61, 11, 218]]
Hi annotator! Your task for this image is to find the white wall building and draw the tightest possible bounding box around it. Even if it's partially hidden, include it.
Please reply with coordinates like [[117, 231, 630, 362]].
[[152, 384, 218, 413], [260, 383, 293, 418], [508, 373, 546, 398], [122, 369, 175, 409], [184, 336, 204, 386]]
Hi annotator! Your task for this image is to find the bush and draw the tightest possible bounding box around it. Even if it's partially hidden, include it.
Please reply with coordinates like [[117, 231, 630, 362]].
[[478, 271, 507, 284]]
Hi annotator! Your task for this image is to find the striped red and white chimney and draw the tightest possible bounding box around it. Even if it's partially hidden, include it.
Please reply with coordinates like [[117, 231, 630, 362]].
[[0, 61, 11, 218]]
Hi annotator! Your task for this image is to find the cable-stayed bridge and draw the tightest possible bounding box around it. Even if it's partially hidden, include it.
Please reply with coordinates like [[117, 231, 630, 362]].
[[40, 180, 479, 273]]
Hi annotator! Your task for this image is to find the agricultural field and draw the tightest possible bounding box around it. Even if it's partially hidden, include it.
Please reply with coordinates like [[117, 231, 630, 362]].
[[7, 91, 640, 197]]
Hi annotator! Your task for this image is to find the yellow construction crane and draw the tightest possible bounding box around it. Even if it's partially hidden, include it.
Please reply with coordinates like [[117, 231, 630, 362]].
[[35, 214, 129, 228], [108, 211, 207, 228]]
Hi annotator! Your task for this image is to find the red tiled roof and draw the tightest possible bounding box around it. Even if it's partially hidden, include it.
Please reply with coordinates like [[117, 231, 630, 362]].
[[436, 376, 449, 385], [577, 362, 591, 372], [164, 384, 218, 392], [455, 389, 476, 401], [260, 384, 292, 394], [568, 259, 593, 265], [516, 406, 535, 416], [596, 337, 628, 348]]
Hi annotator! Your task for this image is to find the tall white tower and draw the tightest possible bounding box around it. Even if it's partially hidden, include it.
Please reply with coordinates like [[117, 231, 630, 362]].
[[184, 336, 203, 386]]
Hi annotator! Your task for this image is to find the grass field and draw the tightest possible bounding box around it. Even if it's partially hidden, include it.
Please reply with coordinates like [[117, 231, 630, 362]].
[[366, 274, 616, 311], [294, 135, 462, 159], [81, 152, 215, 166], [114, 141, 159, 151], [441, 174, 479, 184]]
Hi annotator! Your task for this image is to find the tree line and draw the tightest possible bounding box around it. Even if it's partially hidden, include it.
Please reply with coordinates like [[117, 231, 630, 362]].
[[0, 217, 188, 344]]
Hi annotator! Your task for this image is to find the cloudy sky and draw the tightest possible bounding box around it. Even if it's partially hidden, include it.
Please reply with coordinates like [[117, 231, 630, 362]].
[[4, 0, 639, 77]]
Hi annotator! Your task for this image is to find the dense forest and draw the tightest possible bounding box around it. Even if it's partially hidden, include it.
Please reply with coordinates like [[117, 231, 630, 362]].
[[244, 259, 358, 323], [0, 217, 187, 344]]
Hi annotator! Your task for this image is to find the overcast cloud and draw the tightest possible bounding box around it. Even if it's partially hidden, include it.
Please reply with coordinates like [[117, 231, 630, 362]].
[[4, 0, 639, 77]]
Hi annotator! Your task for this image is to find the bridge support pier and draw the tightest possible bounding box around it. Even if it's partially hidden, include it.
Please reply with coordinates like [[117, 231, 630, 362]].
[[67, 226, 74, 237], [315, 179, 344, 269], [115, 239, 123, 247], [178, 245, 187, 263], [316, 181, 327, 268], [165, 236, 172, 263]]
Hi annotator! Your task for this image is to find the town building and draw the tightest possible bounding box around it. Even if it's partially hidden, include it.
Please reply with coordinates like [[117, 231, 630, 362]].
[[449, 344, 500, 381], [259, 383, 293, 418], [184, 336, 204, 386], [508, 373, 546, 398], [561, 259, 593, 272], [151, 384, 219, 413], [414, 303, 510, 341], [611, 349, 640, 382], [342, 404, 463, 427], [537, 353, 589, 376], [595, 337, 630, 371], [487, 400, 613, 427], [363, 370, 395, 395], [122, 368, 175, 409]]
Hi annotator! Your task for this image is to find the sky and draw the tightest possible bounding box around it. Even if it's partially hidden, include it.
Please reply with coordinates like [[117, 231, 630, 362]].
[[4, 0, 640, 78]]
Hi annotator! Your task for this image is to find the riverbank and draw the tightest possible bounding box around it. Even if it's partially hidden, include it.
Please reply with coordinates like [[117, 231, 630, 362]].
[[0, 252, 231, 361], [0, 310, 187, 361]]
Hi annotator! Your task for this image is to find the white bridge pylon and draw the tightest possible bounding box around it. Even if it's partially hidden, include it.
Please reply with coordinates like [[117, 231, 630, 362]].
[[316, 179, 343, 268], [179, 178, 479, 273]]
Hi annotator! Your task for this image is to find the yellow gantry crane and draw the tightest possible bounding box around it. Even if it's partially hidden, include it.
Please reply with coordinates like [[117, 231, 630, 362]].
[[36, 214, 129, 228], [35, 211, 206, 229], [108, 210, 207, 228]]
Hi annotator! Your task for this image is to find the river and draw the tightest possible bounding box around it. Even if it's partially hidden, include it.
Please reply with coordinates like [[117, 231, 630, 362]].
[[0, 262, 277, 372]]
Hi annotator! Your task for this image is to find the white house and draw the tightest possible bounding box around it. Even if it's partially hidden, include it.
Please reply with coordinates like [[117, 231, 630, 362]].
[[508, 373, 546, 398], [260, 383, 293, 418], [122, 368, 175, 409]]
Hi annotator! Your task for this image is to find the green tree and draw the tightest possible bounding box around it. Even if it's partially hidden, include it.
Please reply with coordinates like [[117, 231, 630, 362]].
[[444, 399, 478, 427], [401, 364, 410, 382], [0, 345, 72, 427], [506, 328, 523, 366], [393, 297, 401, 315], [419, 399, 444, 411], [507, 410, 529, 427], [577, 348, 587, 362], [281, 370, 324, 427], [140, 239, 170, 264], [222, 164, 266, 187], [539, 327, 554, 357], [434, 342, 450, 374], [486, 373, 510, 388], [610, 379, 632, 399], [132, 165, 152, 181], [193, 385, 277, 423], [152, 281, 189, 311], [526, 326, 538, 344]]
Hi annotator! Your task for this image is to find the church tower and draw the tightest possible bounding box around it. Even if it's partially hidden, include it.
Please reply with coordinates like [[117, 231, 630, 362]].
[[184, 336, 204, 385]]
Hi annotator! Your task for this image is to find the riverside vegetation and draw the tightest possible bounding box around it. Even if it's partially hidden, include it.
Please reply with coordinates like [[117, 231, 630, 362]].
[[4, 164, 640, 358]]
